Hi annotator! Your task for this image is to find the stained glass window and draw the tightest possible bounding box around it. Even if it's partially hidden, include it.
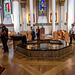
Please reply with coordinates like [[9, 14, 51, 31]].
[[38, 0, 47, 16], [4, 0, 11, 17]]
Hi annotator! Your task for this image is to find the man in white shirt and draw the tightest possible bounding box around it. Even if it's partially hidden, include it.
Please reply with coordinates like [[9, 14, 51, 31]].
[[69, 24, 75, 44]]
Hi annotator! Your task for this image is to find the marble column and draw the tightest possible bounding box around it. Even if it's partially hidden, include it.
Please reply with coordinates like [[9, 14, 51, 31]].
[[29, 0, 33, 27], [12, 0, 20, 33], [67, 0, 74, 32], [67, 0, 68, 31], [52, 0, 55, 35], [21, 3, 26, 31], [59, 1, 65, 30], [60, 6, 64, 30]]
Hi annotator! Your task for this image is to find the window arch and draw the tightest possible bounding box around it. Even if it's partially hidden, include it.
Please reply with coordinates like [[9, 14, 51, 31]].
[[4, 0, 11, 17], [38, 0, 47, 16]]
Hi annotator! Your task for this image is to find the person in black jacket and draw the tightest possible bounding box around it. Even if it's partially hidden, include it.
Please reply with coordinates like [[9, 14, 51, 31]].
[[31, 27, 36, 40], [1, 24, 9, 53], [36, 26, 40, 40], [31, 29, 35, 40]]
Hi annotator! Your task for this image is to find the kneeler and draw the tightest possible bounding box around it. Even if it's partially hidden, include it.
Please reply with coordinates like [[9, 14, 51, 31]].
[[0, 65, 5, 75]]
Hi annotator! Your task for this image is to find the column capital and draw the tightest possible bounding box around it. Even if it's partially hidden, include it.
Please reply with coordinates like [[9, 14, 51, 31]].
[[20, 3, 26, 8], [59, 0, 65, 6]]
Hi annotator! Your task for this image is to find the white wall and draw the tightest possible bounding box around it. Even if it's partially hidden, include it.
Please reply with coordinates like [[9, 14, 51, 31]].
[[3, 17, 12, 24]]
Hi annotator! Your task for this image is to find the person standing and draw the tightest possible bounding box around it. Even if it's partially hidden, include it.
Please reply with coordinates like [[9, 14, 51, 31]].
[[36, 26, 40, 40], [1, 24, 9, 53], [31, 27, 35, 40], [69, 24, 75, 44]]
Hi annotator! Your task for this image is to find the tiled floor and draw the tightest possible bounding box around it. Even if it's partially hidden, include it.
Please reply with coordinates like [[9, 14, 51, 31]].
[[0, 43, 75, 75]]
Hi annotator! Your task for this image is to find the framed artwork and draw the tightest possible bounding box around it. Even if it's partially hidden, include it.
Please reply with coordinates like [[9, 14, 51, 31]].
[[38, 0, 47, 16], [50, 13, 57, 22], [28, 14, 35, 23], [4, 0, 11, 17]]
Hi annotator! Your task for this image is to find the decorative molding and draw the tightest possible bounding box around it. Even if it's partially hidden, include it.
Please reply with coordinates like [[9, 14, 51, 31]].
[[20, 0, 26, 9], [20, 3, 26, 8], [0, 24, 14, 27], [19, 0, 26, 3], [27, 23, 59, 26], [59, 0, 65, 6]]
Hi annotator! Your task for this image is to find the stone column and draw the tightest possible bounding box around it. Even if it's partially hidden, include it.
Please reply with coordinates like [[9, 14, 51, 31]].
[[67, 0, 68, 31], [29, 0, 33, 27], [52, 0, 55, 35], [21, 3, 26, 31], [12, 0, 20, 33], [67, 0, 74, 32], [60, 6, 64, 30], [59, 0, 65, 30]]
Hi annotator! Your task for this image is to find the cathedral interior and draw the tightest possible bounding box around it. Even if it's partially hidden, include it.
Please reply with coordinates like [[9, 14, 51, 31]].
[[0, 0, 75, 75]]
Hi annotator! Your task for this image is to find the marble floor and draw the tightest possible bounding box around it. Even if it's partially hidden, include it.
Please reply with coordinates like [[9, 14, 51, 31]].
[[0, 43, 75, 75]]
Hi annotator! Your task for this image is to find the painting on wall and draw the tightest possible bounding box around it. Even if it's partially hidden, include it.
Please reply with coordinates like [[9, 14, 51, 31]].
[[50, 13, 57, 22], [28, 14, 35, 23], [38, 0, 47, 16], [4, 0, 11, 17]]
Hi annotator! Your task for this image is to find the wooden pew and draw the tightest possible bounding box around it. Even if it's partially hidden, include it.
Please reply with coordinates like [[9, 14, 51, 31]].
[[64, 31, 70, 42], [19, 31, 27, 37], [53, 31, 59, 40], [27, 31, 32, 40]]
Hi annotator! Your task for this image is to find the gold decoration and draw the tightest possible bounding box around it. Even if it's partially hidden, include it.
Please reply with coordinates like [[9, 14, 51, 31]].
[[28, 14, 35, 23], [50, 13, 57, 22]]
